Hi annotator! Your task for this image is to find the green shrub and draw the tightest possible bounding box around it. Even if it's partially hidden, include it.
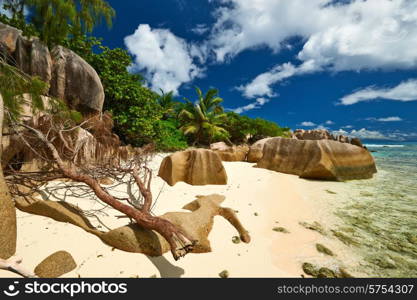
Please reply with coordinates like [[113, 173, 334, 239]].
[[154, 120, 188, 152]]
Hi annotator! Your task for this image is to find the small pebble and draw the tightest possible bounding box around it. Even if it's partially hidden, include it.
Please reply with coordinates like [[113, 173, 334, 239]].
[[219, 270, 229, 278]]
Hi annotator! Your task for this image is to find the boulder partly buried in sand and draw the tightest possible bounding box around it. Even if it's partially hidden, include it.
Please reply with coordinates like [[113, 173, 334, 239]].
[[101, 224, 169, 257], [247, 138, 273, 163], [34, 251, 77, 278], [158, 149, 227, 186], [256, 138, 377, 181]]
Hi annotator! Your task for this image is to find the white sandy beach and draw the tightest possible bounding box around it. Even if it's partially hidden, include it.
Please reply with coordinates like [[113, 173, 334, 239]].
[[1, 154, 362, 278]]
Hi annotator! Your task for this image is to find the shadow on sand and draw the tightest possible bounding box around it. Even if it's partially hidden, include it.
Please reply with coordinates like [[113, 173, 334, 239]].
[[146, 256, 185, 278]]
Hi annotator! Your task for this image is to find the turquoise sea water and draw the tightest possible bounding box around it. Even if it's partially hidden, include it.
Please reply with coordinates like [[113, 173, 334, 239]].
[[332, 142, 417, 277]]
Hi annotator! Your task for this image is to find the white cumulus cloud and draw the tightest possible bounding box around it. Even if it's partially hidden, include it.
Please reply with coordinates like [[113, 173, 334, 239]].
[[238, 61, 318, 98], [333, 128, 390, 140], [210, 0, 417, 98], [231, 97, 270, 114], [332, 128, 416, 141], [124, 24, 203, 95], [366, 116, 403, 122], [340, 79, 417, 105], [299, 121, 317, 127], [377, 116, 403, 122]]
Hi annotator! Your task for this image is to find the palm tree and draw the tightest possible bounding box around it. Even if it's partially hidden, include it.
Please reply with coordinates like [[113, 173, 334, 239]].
[[179, 87, 229, 145], [158, 90, 177, 120]]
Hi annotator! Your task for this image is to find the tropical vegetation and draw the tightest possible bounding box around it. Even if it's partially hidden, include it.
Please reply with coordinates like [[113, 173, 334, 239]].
[[0, 0, 291, 151]]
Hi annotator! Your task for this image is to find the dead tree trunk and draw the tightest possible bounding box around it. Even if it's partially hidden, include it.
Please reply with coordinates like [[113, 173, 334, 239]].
[[18, 123, 196, 260]]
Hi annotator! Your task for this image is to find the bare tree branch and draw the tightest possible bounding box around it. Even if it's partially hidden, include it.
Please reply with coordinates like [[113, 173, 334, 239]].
[[7, 119, 196, 260]]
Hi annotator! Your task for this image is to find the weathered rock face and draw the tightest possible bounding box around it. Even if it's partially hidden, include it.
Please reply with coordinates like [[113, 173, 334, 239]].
[[0, 22, 104, 114], [30, 39, 53, 83], [158, 149, 228, 186], [210, 142, 249, 162], [247, 138, 273, 163], [256, 138, 377, 181], [0, 22, 20, 53], [50, 46, 104, 113]]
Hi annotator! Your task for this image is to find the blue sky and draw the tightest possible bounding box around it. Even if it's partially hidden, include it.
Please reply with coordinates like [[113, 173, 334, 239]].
[[92, 0, 417, 142]]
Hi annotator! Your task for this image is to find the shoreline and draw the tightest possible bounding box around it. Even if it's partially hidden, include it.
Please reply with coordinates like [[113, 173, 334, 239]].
[[1, 155, 365, 278]]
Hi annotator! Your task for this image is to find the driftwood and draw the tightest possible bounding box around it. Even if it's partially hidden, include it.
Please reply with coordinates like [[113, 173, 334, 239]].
[[3, 94, 251, 261], [6, 114, 196, 260]]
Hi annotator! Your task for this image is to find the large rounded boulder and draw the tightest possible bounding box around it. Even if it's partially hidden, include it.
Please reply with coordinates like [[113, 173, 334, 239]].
[[158, 149, 228, 186], [256, 138, 377, 181], [0, 22, 104, 115], [50, 46, 104, 114]]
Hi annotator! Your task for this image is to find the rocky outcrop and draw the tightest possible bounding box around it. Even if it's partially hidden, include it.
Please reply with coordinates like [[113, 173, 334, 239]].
[[1, 94, 50, 170], [158, 149, 228, 186], [0, 22, 104, 114], [256, 138, 377, 181], [16, 194, 250, 257], [210, 142, 249, 162], [34, 251, 77, 278], [0, 94, 122, 171], [292, 129, 334, 141], [292, 129, 365, 148], [247, 138, 273, 163]]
